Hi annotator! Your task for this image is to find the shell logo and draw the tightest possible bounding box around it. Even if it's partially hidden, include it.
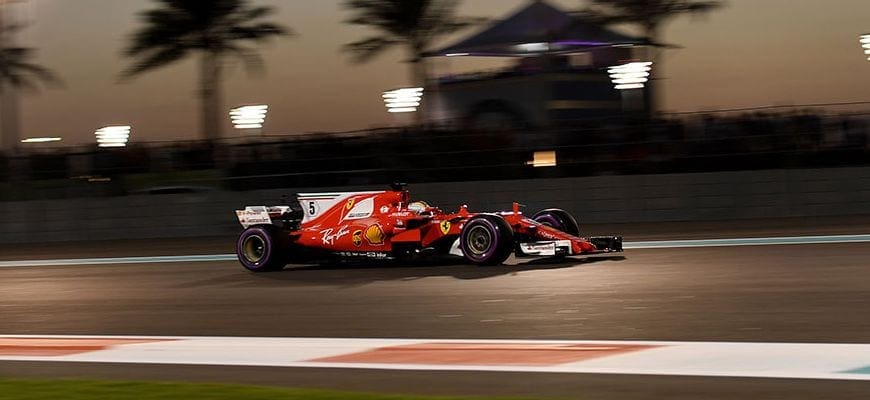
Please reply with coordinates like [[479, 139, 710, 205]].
[[352, 230, 363, 247], [365, 224, 385, 245]]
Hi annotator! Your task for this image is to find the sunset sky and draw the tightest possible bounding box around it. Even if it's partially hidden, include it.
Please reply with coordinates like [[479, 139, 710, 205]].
[[12, 0, 870, 145]]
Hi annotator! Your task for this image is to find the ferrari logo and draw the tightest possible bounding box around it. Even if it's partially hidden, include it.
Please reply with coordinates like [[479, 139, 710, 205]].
[[440, 220, 451, 235], [345, 198, 355, 210], [352, 230, 362, 247]]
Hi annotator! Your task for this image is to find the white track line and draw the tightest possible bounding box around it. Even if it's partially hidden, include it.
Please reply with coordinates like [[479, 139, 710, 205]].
[[624, 234, 870, 249], [2, 234, 869, 268], [1, 335, 869, 381]]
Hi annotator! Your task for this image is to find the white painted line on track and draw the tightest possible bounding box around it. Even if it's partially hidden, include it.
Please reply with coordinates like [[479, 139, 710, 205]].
[[0, 254, 237, 268], [624, 234, 870, 249], [2, 234, 870, 268], [1, 335, 870, 381]]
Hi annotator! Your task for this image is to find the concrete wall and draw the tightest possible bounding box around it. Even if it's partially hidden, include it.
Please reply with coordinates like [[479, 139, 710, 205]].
[[1, 167, 869, 244]]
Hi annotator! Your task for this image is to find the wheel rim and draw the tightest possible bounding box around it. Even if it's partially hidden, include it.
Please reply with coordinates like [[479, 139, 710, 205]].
[[465, 225, 493, 256], [242, 235, 266, 263]]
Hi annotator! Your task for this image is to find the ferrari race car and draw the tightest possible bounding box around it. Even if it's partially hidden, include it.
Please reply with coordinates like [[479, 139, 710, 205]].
[[234, 184, 622, 272]]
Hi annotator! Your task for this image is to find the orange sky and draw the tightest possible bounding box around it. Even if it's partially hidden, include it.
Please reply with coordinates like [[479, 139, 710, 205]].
[[13, 0, 870, 145]]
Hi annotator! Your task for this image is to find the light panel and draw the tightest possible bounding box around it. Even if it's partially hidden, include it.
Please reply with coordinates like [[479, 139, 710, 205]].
[[383, 87, 424, 113], [861, 34, 870, 60], [230, 105, 269, 129], [21, 137, 61, 143], [608, 62, 653, 90], [526, 151, 557, 167], [95, 126, 131, 148]]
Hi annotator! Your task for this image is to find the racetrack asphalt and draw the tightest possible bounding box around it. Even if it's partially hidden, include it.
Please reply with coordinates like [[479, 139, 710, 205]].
[[2, 216, 870, 399]]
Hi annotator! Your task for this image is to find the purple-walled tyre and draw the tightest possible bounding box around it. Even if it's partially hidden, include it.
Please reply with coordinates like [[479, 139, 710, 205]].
[[459, 215, 514, 266], [237, 226, 285, 272], [532, 208, 580, 237]]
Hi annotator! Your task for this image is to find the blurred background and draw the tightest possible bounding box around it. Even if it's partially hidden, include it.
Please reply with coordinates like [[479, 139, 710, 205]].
[[1, 0, 869, 241], [4, 2, 870, 399]]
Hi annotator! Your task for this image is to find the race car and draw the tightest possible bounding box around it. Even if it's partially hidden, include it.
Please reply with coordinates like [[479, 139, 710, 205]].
[[234, 184, 622, 272]]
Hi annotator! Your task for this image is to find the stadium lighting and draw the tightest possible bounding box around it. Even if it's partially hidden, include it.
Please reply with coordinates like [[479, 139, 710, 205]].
[[95, 126, 131, 148], [230, 104, 269, 130], [608, 62, 653, 90], [20, 137, 61, 143], [861, 34, 870, 61], [383, 87, 424, 113]]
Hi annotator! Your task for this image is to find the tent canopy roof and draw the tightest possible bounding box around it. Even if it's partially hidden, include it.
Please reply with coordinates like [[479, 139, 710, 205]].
[[427, 0, 646, 57]]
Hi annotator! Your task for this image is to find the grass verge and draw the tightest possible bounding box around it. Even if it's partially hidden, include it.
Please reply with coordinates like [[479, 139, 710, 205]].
[[0, 379, 540, 400]]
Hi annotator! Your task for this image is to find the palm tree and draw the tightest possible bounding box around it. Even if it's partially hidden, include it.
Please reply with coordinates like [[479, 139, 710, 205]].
[[583, 0, 723, 113], [342, 0, 483, 88], [123, 0, 290, 141], [587, 0, 721, 45], [0, 22, 61, 152]]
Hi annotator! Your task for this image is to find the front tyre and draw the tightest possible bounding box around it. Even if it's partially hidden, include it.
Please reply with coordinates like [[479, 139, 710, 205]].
[[237, 226, 286, 272], [460, 215, 514, 266], [532, 208, 580, 237]]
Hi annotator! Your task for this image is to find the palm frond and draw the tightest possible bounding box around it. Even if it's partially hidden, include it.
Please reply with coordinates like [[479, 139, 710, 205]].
[[120, 46, 189, 79], [223, 44, 266, 76], [588, 0, 723, 26], [0, 46, 62, 90], [122, 0, 290, 79], [344, 36, 403, 63], [228, 23, 291, 41], [341, 0, 483, 64]]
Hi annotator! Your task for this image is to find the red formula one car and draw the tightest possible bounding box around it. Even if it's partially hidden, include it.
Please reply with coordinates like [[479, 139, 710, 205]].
[[234, 184, 622, 272]]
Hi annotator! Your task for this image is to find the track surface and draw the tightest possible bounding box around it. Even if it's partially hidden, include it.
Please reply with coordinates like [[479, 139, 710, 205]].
[[2, 217, 870, 399]]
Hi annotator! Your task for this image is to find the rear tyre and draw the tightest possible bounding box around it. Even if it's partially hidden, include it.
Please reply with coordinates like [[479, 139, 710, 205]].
[[237, 226, 286, 272], [460, 215, 514, 266], [532, 208, 580, 237]]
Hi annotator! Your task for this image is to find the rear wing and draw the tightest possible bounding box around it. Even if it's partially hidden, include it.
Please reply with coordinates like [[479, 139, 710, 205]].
[[235, 205, 298, 229]]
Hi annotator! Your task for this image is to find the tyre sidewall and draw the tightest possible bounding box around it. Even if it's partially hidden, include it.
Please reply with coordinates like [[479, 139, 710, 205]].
[[533, 209, 580, 237], [460, 215, 513, 265], [237, 226, 279, 272]]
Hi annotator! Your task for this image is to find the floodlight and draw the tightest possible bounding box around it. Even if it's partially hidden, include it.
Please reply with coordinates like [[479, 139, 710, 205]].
[[20, 137, 61, 143], [383, 87, 424, 113], [861, 34, 870, 60], [230, 105, 269, 130], [95, 126, 131, 148], [608, 62, 653, 90]]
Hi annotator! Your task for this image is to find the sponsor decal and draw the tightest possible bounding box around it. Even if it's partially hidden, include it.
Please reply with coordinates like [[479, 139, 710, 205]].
[[365, 224, 385, 245], [518, 242, 557, 256], [380, 205, 391, 214], [440, 220, 451, 235], [336, 251, 389, 259], [345, 197, 374, 220], [345, 198, 355, 210], [537, 229, 561, 240], [389, 211, 414, 218], [236, 206, 271, 228], [320, 226, 350, 246], [352, 230, 363, 247]]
